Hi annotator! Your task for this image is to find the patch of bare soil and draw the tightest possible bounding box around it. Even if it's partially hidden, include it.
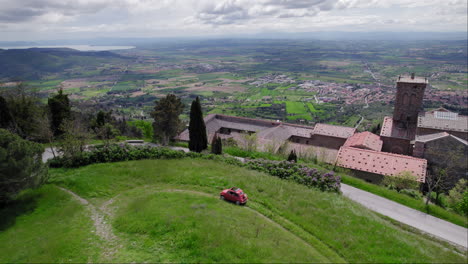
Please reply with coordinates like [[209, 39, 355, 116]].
[[0, 81, 20, 87], [130, 90, 145, 97]]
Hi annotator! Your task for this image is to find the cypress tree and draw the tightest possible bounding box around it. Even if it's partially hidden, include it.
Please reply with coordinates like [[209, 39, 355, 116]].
[[211, 133, 222, 155], [189, 96, 207, 152]]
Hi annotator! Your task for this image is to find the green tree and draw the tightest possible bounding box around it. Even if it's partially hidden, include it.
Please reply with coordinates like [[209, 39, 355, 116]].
[[150, 94, 184, 145], [188, 96, 207, 152], [95, 110, 113, 128], [129, 120, 153, 140], [211, 133, 222, 155], [0, 129, 48, 205], [447, 179, 468, 215], [58, 118, 91, 160], [3, 84, 43, 140], [97, 123, 120, 147], [48, 89, 71, 137], [0, 95, 12, 129]]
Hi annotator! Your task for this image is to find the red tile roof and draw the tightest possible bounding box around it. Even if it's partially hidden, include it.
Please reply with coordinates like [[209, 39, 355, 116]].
[[336, 147, 427, 182], [344, 131, 383, 151], [313, 123, 356, 139], [380, 116, 394, 137]]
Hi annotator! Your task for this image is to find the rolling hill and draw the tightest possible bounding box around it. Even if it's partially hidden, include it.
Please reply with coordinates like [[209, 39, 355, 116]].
[[0, 158, 465, 263], [0, 48, 127, 80]]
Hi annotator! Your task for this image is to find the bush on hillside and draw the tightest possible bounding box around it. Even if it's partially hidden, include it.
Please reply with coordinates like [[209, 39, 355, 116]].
[[447, 179, 468, 215], [0, 129, 48, 205], [245, 159, 340, 193], [49, 144, 340, 193], [382, 171, 419, 192], [211, 134, 222, 155], [287, 150, 297, 163]]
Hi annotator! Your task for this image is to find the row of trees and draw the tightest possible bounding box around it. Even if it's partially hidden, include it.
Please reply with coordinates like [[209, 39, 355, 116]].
[[151, 94, 221, 154]]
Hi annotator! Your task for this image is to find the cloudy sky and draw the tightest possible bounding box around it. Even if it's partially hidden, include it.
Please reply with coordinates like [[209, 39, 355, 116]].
[[1, 0, 466, 41]]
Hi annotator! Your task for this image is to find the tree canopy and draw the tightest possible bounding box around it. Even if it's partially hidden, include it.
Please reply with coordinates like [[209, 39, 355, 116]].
[[0, 129, 48, 205], [189, 96, 208, 152], [211, 133, 222, 155], [150, 94, 184, 145], [48, 88, 71, 137]]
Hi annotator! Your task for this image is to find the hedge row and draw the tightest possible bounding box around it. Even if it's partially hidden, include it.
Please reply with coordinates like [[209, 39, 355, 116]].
[[49, 144, 340, 193]]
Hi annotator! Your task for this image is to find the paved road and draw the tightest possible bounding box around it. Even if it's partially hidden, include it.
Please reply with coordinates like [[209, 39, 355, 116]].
[[42, 147, 59, 162], [341, 184, 467, 248]]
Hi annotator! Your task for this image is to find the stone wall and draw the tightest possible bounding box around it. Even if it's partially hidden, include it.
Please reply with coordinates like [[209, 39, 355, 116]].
[[416, 127, 467, 140], [381, 136, 412, 155], [289, 135, 346, 150], [350, 170, 385, 184], [393, 80, 426, 126], [422, 137, 467, 188]]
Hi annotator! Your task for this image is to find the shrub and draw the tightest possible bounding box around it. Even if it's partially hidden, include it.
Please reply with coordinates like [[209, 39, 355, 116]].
[[211, 134, 222, 155], [0, 129, 48, 204], [287, 150, 297, 163], [245, 159, 340, 193], [447, 179, 468, 215], [382, 171, 419, 192]]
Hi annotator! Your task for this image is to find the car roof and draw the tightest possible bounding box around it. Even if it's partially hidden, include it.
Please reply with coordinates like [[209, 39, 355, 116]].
[[230, 187, 243, 193]]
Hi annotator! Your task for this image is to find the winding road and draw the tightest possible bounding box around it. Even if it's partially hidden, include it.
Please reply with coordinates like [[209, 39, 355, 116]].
[[341, 184, 467, 248]]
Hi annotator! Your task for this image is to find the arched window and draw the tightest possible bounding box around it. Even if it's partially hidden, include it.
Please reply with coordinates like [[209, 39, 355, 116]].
[[410, 94, 418, 105], [402, 93, 409, 105]]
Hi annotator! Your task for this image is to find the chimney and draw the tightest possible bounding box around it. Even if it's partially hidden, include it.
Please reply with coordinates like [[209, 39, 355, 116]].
[[411, 73, 415, 79]]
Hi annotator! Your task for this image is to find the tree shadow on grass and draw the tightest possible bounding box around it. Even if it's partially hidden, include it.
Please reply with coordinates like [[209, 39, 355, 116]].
[[0, 192, 40, 232]]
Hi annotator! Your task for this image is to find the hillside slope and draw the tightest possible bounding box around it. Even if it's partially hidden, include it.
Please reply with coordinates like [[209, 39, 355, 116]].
[[0, 48, 127, 80], [1, 158, 466, 263]]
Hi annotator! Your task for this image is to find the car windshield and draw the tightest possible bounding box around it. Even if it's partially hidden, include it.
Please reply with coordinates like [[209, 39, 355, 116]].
[[238, 191, 244, 195]]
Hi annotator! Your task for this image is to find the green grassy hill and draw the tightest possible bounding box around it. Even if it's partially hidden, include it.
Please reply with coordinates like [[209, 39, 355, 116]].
[[0, 158, 466, 263]]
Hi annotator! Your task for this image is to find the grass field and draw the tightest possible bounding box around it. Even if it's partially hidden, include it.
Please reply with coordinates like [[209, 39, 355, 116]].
[[0, 186, 100, 263], [1, 158, 466, 263], [306, 102, 318, 112], [287, 114, 312, 120], [286, 101, 307, 114]]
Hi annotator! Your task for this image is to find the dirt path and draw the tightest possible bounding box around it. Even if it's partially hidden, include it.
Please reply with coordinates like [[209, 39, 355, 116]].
[[57, 187, 121, 260]]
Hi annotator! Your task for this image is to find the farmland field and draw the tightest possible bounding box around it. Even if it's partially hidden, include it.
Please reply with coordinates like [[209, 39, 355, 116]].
[[1, 39, 466, 126]]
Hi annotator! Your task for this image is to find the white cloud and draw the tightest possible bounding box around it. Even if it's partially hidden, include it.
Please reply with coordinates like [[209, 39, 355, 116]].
[[0, 0, 466, 40]]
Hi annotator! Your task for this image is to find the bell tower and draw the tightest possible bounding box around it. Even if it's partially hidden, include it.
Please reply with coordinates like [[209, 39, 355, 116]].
[[393, 73, 427, 128]]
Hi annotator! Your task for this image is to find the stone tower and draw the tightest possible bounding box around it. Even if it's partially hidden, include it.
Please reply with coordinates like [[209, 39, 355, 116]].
[[393, 73, 427, 127]]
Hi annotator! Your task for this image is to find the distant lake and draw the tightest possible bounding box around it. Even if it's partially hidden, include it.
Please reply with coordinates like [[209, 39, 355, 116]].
[[0, 45, 135, 51]]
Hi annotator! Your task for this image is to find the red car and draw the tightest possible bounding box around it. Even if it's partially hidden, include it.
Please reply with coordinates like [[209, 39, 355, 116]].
[[220, 187, 248, 205]]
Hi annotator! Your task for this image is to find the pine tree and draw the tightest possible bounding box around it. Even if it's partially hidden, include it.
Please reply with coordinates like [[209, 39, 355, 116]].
[[188, 96, 207, 152], [48, 88, 71, 137], [211, 133, 222, 155], [150, 94, 184, 145], [0, 129, 48, 205]]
